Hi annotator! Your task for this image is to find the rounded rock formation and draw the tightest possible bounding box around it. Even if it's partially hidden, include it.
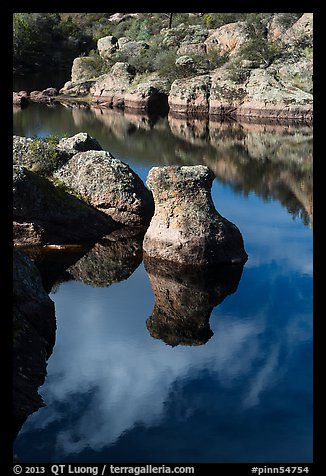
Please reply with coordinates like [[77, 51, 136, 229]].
[[143, 165, 248, 265]]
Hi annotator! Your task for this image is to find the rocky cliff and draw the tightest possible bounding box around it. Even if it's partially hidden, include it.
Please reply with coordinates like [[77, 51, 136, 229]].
[[57, 13, 313, 122]]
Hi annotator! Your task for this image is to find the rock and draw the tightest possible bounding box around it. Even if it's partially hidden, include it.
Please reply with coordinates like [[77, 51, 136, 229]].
[[13, 250, 56, 438], [236, 68, 313, 121], [119, 40, 149, 56], [160, 24, 208, 47], [90, 62, 136, 106], [97, 35, 118, 60], [13, 91, 29, 107], [29, 90, 55, 103], [59, 79, 96, 96], [13, 165, 117, 246], [68, 227, 145, 287], [168, 74, 211, 116], [71, 57, 101, 82], [13, 133, 102, 173], [276, 58, 313, 94], [57, 132, 102, 158], [13, 135, 66, 175], [123, 74, 170, 112], [41, 87, 58, 96], [54, 150, 154, 226], [144, 256, 244, 346], [117, 37, 130, 48], [281, 13, 313, 45], [204, 21, 249, 56], [177, 42, 207, 57], [169, 64, 313, 121], [143, 165, 248, 265], [267, 14, 291, 41]]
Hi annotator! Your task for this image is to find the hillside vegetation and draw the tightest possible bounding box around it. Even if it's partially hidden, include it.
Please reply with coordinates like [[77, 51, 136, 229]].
[[13, 12, 303, 73]]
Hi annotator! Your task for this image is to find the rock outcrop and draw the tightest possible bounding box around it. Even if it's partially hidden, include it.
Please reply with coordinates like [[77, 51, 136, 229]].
[[54, 150, 154, 226], [13, 250, 56, 438], [144, 256, 244, 346], [143, 165, 248, 265], [13, 165, 117, 246], [13, 133, 102, 174], [204, 21, 249, 56], [13, 91, 29, 108], [169, 64, 313, 121]]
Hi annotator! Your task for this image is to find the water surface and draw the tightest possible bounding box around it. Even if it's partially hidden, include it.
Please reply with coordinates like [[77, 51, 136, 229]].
[[13, 101, 313, 463]]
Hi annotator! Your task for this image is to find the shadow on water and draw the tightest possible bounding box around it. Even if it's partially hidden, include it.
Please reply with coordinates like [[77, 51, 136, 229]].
[[144, 256, 244, 347]]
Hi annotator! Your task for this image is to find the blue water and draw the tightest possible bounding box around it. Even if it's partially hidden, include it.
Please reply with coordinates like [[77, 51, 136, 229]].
[[13, 103, 313, 463]]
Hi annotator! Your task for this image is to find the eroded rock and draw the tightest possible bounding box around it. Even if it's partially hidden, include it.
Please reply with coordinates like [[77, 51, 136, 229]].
[[54, 150, 154, 226], [143, 165, 248, 265], [13, 165, 116, 246]]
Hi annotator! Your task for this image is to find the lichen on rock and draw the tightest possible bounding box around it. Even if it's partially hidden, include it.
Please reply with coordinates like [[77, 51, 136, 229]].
[[143, 165, 248, 265]]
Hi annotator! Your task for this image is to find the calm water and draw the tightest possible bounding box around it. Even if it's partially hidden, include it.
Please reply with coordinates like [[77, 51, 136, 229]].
[[13, 100, 313, 463]]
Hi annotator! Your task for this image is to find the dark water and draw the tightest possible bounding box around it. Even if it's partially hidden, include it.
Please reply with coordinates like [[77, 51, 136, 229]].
[[13, 101, 313, 463]]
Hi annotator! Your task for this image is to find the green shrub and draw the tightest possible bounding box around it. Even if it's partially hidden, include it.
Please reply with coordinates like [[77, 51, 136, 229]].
[[29, 135, 63, 177]]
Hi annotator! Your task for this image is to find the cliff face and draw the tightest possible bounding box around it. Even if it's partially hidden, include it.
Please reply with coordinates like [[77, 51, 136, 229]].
[[57, 13, 313, 121]]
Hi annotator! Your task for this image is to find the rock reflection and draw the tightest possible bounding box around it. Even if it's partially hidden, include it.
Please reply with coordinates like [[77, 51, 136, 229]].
[[144, 257, 244, 346], [67, 227, 145, 287]]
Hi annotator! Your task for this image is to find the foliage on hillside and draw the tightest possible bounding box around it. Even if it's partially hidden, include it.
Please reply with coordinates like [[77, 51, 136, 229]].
[[13, 12, 304, 74]]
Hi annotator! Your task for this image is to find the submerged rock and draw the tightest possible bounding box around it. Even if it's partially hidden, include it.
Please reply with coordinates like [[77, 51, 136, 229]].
[[143, 165, 248, 265], [13, 165, 117, 246], [144, 256, 243, 346], [54, 150, 154, 226], [13, 250, 56, 438]]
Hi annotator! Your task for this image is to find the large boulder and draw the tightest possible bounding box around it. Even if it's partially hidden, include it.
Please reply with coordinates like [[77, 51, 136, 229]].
[[57, 132, 102, 158], [54, 150, 154, 226], [204, 21, 249, 56], [144, 256, 244, 346], [235, 68, 313, 121], [13, 165, 116, 246], [13, 91, 29, 107], [281, 13, 313, 45], [122, 73, 170, 112], [59, 79, 96, 96], [13, 133, 102, 174], [71, 57, 102, 82], [160, 24, 209, 47], [143, 165, 248, 265], [13, 250, 56, 438], [97, 35, 118, 60], [90, 62, 136, 106], [119, 40, 149, 56], [169, 64, 313, 121], [168, 74, 211, 116]]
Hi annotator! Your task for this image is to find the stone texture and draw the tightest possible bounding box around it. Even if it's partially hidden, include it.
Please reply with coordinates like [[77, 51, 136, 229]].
[[13, 133, 102, 174], [57, 132, 102, 158], [168, 74, 211, 116], [90, 62, 136, 105], [160, 24, 208, 47], [59, 79, 96, 96], [13, 165, 116, 246], [143, 165, 248, 265], [54, 150, 154, 226], [119, 40, 149, 56], [204, 21, 249, 56], [177, 42, 207, 57], [13, 250, 56, 438], [97, 35, 118, 60], [281, 13, 313, 45], [145, 256, 243, 346], [13, 91, 29, 107], [71, 57, 100, 82]]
